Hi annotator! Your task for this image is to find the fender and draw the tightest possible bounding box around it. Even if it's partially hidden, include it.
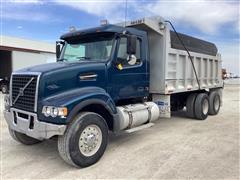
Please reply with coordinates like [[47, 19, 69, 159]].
[[66, 97, 117, 124], [39, 87, 117, 124]]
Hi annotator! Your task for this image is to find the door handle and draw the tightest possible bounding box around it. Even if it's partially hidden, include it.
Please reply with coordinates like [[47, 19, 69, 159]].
[[79, 74, 98, 81], [137, 87, 144, 92]]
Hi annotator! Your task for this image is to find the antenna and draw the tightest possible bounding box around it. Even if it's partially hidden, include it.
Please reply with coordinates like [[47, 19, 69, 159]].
[[124, 0, 128, 27]]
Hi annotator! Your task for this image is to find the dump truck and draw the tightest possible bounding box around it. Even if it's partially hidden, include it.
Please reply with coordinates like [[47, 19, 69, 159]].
[[3, 17, 223, 168]]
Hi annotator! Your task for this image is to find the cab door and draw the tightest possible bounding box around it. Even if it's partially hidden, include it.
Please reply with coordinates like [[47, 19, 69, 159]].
[[107, 35, 148, 101]]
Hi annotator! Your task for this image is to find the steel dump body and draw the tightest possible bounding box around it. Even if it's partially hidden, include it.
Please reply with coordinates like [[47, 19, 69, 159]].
[[125, 17, 223, 94]]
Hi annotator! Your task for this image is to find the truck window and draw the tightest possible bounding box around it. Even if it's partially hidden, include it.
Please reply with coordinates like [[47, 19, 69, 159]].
[[64, 45, 85, 61], [117, 37, 141, 67], [61, 33, 114, 62]]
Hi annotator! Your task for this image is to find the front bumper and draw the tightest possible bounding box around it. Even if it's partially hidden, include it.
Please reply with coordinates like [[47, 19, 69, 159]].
[[4, 108, 66, 140]]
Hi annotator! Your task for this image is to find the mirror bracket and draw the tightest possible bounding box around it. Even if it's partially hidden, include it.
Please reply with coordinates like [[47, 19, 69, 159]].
[[56, 40, 65, 60]]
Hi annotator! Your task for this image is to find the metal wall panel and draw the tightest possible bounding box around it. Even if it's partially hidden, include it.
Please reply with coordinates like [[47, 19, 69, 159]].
[[11, 51, 55, 71]]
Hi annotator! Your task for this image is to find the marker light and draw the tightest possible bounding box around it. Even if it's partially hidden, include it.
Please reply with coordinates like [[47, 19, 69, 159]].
[[58, 107, 68, 117], [100, 19, 108, 26]]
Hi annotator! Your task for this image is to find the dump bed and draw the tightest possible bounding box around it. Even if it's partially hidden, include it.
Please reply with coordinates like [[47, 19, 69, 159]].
[[126, 17, 223, 94]]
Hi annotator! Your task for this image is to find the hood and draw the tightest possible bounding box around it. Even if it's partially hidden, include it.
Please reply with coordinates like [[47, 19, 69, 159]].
[[16, 61, 95, 74], [15, 61, 107, 99]]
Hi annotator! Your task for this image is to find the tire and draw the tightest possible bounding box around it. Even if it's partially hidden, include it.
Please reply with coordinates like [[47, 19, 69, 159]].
[[209, 91, 221, 115], [8, 128, 41, 145], [1, 85, 8, 94], [58, 112, 108, 168], [194, 93, 209, 120], [186, 93, 197, 118]]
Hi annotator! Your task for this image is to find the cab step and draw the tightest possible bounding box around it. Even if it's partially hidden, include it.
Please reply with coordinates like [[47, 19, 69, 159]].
[[124, 123, 154, 133]]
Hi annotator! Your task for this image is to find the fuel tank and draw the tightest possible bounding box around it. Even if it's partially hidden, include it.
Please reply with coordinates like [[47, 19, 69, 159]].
[[116, 102, 159, 130]]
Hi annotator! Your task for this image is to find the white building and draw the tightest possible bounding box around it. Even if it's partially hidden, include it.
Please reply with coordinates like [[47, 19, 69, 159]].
[[0, 35, 56, 79]]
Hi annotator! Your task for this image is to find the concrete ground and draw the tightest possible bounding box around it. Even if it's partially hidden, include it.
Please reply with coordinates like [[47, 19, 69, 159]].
[[0, 83, 239, 179]]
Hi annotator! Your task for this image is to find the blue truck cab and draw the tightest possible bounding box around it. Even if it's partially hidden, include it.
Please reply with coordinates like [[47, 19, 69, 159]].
[[4, 17, 223, 168]]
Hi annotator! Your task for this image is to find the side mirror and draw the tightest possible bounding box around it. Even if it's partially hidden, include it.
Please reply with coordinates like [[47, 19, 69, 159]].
[[56, 41, 64, 60], [127, 35, 137, 55]]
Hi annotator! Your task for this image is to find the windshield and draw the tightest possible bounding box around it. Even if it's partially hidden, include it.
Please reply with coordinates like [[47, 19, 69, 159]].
[[60, 33, 115, 62]]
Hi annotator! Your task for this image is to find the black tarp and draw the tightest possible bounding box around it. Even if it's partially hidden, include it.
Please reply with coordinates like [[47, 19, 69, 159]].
[[170, 31, 218, 56]]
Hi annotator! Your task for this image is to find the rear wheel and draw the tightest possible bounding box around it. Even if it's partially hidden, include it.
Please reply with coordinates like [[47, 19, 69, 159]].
[[58, 112, 108, 168], [194, 93, 209, 120], [209, 91, 221, 115], [8, 128, 41, 145], [186, 93, 197, 118]]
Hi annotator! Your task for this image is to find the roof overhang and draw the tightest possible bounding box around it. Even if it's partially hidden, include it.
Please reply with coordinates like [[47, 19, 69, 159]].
[[0, 35, 55, 54]]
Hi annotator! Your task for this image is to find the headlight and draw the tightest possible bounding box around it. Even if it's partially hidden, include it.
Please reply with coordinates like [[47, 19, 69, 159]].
[[42, 106, 68, 118], [46, 107, 51, 116], [52, 107, 59, 117]]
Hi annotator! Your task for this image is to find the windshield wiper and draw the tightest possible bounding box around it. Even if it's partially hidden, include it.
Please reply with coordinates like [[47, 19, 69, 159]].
[[76, 56, 92, 60], [57, 58, 67, 62]]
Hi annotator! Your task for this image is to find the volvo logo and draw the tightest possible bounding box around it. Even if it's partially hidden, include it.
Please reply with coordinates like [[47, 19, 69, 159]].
[[13, 77, 35, 105], [19, 88, 24, 96]]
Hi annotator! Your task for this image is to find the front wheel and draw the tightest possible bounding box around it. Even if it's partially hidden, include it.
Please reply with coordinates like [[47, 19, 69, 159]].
[[58, 112, 108, 168]]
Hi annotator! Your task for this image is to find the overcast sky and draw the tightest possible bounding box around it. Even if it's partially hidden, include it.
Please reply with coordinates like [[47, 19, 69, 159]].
[[1, 0, 239, 75]]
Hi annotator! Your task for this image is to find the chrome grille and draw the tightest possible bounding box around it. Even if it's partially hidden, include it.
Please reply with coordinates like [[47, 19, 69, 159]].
[[11, 74, 39, 112]]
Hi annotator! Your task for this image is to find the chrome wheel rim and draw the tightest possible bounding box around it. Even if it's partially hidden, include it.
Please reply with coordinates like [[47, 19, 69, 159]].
[[79, 124, 102, 157], [214, 96, 220, 111], [203, 99, 209, 115]]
